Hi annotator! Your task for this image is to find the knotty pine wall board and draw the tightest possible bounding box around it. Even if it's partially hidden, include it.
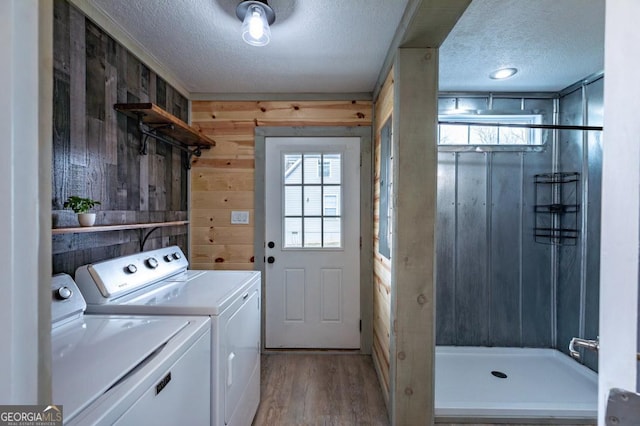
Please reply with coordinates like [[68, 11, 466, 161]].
[[371, 69, 394, 408], [52, 0, 189, 275], [189, 100, 371, 270]]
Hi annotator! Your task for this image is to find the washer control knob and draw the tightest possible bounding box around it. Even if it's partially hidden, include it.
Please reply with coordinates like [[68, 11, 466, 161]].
[[56, 286, 73, 300], [172, 252, 182, 260], [126, 264, 138, 274], [164, 254, 174, 262], [146, 257, 159, 269]]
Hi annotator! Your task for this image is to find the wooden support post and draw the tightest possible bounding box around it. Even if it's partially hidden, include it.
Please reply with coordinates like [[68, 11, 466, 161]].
[[390, 47, 438, 425]]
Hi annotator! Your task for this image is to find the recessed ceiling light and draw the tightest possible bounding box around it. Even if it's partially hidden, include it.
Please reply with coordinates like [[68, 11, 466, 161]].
[[489, 68, 518, 80]]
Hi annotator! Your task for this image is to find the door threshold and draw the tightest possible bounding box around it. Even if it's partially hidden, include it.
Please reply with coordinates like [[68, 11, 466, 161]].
[[262, 348, 362, 355]]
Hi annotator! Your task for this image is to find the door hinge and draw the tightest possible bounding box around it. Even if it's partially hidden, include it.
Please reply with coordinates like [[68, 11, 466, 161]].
[[359, 319, 362, 332], [359, 236, 362, 249]]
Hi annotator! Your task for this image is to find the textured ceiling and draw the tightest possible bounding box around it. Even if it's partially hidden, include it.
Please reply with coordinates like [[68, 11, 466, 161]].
[[86, 0, 605, 95], [440, 0, 605, 92], [88, 0, 409, 95]]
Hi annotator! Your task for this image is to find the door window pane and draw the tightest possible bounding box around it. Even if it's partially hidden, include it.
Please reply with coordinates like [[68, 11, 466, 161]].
[[303, 186, 322, 216], [323, 187, 341, 216], [323, 218, 341, 247], [304, 218, 322, 248], [284, 186, 302, 216], [303, 154, 321, 184], [284, 218, 302, 248], [323, 153, 342, 184], [284, 154, 302, 184], [282, 152, 343, 249]]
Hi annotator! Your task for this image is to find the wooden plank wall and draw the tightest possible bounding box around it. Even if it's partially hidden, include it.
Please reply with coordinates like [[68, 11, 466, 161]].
[[372, 69, 394, 408], [189, 100, 371, 271], [52, 0, 189, 275]]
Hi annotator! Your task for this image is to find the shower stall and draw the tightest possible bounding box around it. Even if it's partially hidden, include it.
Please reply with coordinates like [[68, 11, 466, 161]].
[[434, 74, 603, 422]]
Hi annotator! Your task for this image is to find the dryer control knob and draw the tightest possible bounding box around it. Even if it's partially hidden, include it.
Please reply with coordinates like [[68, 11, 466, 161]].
[[146, 257, 159, 269], [56, 286, 73, 300], [125, 264, 138, 274], [164, 255, 174, 262], [172, 252, 182, 260]]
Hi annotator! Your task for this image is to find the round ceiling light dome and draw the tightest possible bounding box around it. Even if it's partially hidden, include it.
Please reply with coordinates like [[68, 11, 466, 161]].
[[489, 67, 518, 80]]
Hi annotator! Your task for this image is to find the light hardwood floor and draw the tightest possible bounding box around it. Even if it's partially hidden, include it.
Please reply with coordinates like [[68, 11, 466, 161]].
[[253, 354, 390, 426]]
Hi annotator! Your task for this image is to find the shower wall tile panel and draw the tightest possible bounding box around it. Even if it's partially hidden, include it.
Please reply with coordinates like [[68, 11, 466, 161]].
[[491, 97, 522, 111], [520, 149, 554, 347], [583, 78, 603, 371], [557, 88, 584, 361], [555, 78, 603, 371], [455, 153, 490, 345], [436, 152, 458, 345], [52, 0, 189, 275], [456, 97, 489, 112], [436, 95, 555, 348], [489, 152, 524, 346], [524, 98, 557, 125]]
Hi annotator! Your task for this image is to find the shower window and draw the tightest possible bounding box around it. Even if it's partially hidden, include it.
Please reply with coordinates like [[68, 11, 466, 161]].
[[438, 114, 544, 146]]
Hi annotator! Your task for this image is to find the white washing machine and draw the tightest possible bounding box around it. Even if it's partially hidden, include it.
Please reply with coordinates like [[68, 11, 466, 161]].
[[51, 274, 211, 425], [74, 246, 261, 426]]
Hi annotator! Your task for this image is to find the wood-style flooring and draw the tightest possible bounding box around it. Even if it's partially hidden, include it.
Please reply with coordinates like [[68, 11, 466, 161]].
[[253, 354, 390, 426]]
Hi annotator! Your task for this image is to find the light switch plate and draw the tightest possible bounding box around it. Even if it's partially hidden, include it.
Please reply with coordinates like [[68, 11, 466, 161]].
[[231, 211, 250, 224]]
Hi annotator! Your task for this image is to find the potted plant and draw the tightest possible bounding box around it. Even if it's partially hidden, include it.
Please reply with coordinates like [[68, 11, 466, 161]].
[[63, 196, 101, 227]]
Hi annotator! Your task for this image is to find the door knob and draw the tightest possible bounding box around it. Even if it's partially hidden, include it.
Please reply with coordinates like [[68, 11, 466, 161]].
[[267, 256, 275, 264], [267, 241, 275, 248]]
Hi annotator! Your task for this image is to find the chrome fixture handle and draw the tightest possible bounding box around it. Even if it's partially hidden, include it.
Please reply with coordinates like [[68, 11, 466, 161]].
[[569, 336, 599, 359]]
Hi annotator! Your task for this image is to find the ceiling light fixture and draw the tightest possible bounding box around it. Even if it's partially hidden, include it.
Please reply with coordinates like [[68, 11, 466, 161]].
[[489, 67, 518, 80], [236, 0, 275, 47]]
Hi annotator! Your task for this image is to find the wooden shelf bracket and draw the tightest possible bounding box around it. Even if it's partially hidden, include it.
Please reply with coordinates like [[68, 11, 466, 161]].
[[114, 103, 215, 169], [136, 116, 208, 169]]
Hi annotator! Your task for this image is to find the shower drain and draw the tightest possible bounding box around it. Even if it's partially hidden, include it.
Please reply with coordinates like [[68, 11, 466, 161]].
[[491, 370, 508, 379]]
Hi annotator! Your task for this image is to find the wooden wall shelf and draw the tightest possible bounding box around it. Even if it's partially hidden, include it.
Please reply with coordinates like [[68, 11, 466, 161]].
[[52, 220, 189, 235], [53, 220, 189, 251], [114, 103, 215, 168]]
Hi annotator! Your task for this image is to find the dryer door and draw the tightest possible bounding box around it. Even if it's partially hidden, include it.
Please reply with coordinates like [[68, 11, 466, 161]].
[[224, 284, 261, 425]]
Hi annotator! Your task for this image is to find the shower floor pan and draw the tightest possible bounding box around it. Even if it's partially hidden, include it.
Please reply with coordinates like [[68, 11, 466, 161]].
[[435, 346, 597, 424]]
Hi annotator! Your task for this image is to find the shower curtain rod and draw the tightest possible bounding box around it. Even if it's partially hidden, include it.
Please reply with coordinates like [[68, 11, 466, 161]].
[[438, 121, 603, 131]]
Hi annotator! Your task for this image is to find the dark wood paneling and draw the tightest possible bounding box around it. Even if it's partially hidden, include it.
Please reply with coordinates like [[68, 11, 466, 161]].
[[52, 0, 189, 276], [53, 68, 70, 211], [85, 20, 106, 121]]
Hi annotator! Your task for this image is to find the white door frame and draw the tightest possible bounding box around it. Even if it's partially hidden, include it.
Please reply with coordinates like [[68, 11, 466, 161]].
[[255, 126, 373, 354], [0, 0, 53, 404], [598, 1, 640, 423]]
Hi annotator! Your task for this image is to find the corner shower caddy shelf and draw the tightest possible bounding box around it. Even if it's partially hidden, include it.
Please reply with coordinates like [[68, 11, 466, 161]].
[[52, 220, 189, 251], [534, 172, 580, 245], [113, 103, 215, 169]]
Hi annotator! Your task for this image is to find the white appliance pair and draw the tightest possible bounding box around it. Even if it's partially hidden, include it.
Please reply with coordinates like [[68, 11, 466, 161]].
[[74, 245, 261, 426], [51, 273, 211, 425]]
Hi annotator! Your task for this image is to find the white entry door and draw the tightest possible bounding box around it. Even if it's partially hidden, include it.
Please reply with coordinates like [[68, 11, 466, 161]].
[[264, 137, 360, 349]]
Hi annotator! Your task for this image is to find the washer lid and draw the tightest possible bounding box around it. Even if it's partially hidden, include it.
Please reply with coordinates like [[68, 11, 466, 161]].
[[90, 271, 259, 316], [52, 315, 190, 420]]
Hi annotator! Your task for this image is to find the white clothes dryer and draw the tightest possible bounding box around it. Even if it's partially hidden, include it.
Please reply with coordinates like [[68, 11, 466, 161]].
[[74, 246, 261, 426]]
